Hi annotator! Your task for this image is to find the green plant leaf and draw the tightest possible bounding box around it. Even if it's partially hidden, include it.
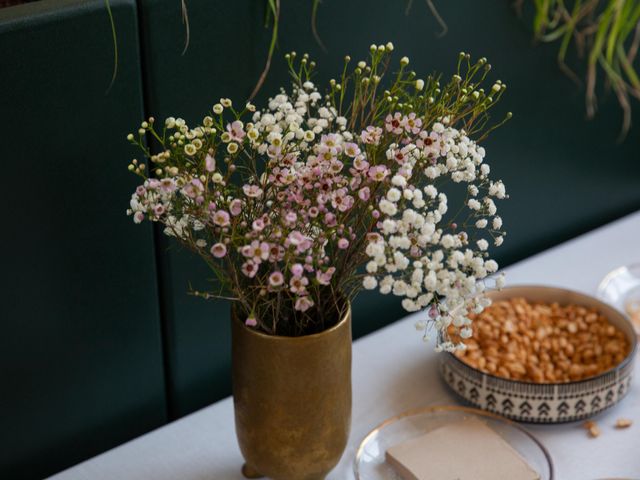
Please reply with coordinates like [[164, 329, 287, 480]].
[[104, 0, 118, 93]]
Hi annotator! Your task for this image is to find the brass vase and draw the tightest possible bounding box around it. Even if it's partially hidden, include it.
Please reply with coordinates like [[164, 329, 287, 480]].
[[231, 304, 352, 480]]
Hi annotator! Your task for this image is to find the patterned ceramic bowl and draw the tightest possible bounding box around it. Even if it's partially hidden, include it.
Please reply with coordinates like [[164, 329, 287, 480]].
[[440, 285, 637, 423]]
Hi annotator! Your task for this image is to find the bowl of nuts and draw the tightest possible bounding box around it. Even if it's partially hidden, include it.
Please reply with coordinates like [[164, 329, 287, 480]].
[[440, 285, 637, 423]]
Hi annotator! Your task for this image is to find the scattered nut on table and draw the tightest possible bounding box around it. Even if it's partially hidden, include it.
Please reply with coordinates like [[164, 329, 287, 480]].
[[452, 298, 630, 383], [584, 420, 600, 438], [615, 418, 633, 429]]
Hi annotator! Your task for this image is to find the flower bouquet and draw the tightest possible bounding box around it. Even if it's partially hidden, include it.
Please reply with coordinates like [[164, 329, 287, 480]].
[[126, 43, 509, 479]]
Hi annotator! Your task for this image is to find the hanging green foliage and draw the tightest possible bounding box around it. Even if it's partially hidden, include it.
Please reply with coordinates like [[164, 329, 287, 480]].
[[518, 0, 640, 139]]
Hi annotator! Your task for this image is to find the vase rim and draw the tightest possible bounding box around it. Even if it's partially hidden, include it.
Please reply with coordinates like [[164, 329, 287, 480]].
[[232, 300, 351, 341]]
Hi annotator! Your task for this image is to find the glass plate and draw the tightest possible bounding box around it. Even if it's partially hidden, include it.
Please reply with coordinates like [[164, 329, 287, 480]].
[[354, 405, 554, 480], [597, 263, 640, 335]]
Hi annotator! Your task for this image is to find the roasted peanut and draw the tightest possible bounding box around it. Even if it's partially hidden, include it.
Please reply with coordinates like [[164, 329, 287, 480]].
[[452, 298, 630, 383], [615, 418, 632, 429]]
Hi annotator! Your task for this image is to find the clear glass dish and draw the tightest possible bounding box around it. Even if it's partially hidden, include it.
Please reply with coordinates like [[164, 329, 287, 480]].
[[354, 405, 554, 480], [597, 263, 640, 335]]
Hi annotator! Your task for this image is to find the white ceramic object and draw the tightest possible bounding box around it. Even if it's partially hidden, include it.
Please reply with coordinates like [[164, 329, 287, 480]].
[[597, 263, 640, 335]]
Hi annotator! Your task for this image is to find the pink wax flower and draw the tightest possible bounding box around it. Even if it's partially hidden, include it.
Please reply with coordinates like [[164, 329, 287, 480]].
[[285, 212, 297, 225], [324, 213, 337, 227], [246, 240, 269, 263], [344, 142, 360, 158], [212, 210, 230, 227], [368, 165, 389, 182], [159, 178, 176, 192], [241, 260, 258, 278], [252, 218, 265, 232], [210, 243, 227, 258], [353, 156, 369, 171], [316, 267, 336, 286], [268, 244, 285, 262], [392, 148, 406, 165], [294, 296, 314, 312], [338, 238, 349, 249], [289, 275, 309, 294], [226, 120, 246, 141], [268, 271, 284, 288], [243, 184, 263, 198], [360, 126, 382, 145], [403, 112, 422, 134], [290, 263, 304, 276], [229, 199, 242, 216], [318, 133, 342, 156], [245, 314, 258, 327], [329, 160, 344, 174], [287, 231, 312, 252], [358, 186, 370, 201], [385, 112, 404, 135], [205, 154, 216, 172]]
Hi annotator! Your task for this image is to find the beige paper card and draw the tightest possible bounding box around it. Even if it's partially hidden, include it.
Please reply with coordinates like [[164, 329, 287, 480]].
[[385, 417, 540, 480]]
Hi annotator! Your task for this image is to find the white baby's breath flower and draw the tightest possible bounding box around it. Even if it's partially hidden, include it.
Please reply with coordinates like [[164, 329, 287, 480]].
[[460, 327, 473, 339], [379, 199, 398, 216], [467, 199, 481, 210], [402, 298, 420, 312], [363, 276, 377, 290], [386, 188, 401, 203], [485, 260, 498, 272], [391, 174, 407, 187]]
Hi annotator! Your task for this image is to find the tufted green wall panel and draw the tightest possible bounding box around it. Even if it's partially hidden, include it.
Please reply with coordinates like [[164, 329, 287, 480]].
[[135, 0, 260, 418], [0, 1, 167, 478]]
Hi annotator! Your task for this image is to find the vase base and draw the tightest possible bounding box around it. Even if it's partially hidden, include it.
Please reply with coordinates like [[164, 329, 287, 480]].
[[241, 463, 264, 479]]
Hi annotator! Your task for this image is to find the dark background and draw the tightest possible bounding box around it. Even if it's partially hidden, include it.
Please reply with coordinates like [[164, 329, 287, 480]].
[[1, 0, 639, 478]]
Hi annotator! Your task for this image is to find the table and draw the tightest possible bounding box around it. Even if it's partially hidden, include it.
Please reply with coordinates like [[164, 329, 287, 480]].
[[50, 211, 640, 479]]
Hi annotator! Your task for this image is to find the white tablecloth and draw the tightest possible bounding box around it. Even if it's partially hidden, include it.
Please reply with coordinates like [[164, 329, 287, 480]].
[[50, 211, 640, 480]]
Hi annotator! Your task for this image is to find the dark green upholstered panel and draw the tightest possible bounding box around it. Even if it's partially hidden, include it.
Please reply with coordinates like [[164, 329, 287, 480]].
[[0, 1, 167, 478], [136, 0, 257, 418], [140, 0, 640, 417]]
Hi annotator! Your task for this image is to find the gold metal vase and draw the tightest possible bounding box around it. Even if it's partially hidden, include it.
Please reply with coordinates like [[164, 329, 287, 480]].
[[231, 303, 352, 480]]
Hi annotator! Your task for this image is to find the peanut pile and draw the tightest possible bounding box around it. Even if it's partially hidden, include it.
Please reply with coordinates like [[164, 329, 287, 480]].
[[453, 297, 630, 383]]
